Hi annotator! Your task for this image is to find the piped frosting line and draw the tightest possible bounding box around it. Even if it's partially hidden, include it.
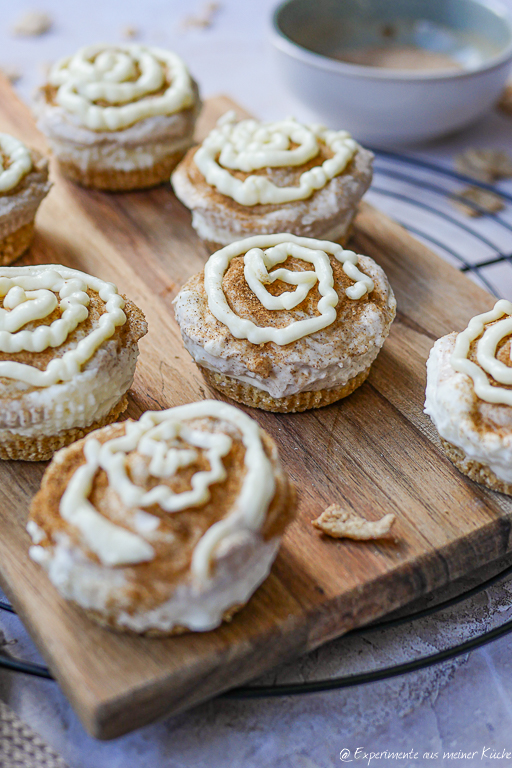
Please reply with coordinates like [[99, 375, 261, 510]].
[[60, 438, 155, 567], [451, 299, 512, 405], [0, 265, 126, 386], [58, 400, 277, 582], [204, 233, 374, 345], [48, 44, 195, 131], [0, 134, 32, 193], [194, 112, 357, 205]]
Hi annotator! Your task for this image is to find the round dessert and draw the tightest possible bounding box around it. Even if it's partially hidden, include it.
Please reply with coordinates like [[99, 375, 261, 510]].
[[174, 233, 396, 412], [171, 111, 373, 250], [0, 133, 51, 264], [425, 299, 512, 495], [0, 264, 147, 460], [34, 43, 201, 191], [27, 400, 296, 635]]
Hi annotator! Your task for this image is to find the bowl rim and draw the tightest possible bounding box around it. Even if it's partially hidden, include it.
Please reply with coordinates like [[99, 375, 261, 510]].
[[272, 0, 512, 81]]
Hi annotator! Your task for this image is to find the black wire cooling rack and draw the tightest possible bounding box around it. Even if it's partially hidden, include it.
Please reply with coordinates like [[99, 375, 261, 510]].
[[2, 149, 512, 699]]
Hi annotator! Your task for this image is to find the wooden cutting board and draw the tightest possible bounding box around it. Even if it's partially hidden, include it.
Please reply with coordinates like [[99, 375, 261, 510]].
[[0, 79, 510, 740]]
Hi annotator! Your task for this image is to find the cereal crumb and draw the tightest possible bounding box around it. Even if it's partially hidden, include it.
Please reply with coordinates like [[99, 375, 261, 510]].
[[0, 65, 22, 84], [455, 148, 512, 184], [182, 2, 220, 30], [451, 186, 505, 217], [312, 503, 396, 540], [121, 25, 139, 39], [12, 10, 53, 37]]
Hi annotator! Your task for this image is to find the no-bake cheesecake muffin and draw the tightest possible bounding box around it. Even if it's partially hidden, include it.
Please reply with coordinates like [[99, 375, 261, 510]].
[[27, 400, 295, 635], [425, 299, 512, 495], [0, 133, 51, 264], [174, 233, 396, 412], [34, 43, 201, 191], [171, 111, 373, 250], [0, 264, 147, 460]]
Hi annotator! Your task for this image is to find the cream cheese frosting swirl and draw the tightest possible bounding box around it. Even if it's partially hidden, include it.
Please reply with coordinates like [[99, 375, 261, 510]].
[[451, 299, 512, 405], [59, 401, 276, 580], [194, 111, 358, 205], [204, 234, 374, 345], [48, 44, 195, 131], [0, 265, 126, 387], [0, 134, 33, 193]]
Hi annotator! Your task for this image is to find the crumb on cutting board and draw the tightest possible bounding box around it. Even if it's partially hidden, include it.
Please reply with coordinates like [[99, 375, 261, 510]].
[[451, 186, 505, 218], [11, 10, 53, 37], [312, 503, 396, 541]]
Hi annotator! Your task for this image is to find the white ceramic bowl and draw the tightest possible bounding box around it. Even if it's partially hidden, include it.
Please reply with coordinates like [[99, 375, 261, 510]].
[[272, 0, 512, 146]]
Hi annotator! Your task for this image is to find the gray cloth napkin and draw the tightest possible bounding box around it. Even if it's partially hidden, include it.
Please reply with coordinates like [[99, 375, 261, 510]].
[[0, 701, 69, 768]]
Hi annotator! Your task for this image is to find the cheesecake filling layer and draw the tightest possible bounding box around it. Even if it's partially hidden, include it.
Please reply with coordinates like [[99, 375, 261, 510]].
[[0, 340, 138, 436], [425, 333, 512, 483], [29, 526, 280, 633]]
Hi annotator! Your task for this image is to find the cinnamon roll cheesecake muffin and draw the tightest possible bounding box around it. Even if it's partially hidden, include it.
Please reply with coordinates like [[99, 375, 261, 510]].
[[0, 134, 51, 264], [0, 264, 147, 460], [27, 400, 295, 635], [425, 299, 512, 495], [34, 43, 201, 191], [171, 111, 373, 250], [174, 234, 396, 412]]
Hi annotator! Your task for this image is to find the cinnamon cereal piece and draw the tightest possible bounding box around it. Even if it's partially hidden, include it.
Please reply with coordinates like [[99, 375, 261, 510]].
[[452, 186, 505, 218], [312, 503, 396, 540], [455, 148, 512, 183]]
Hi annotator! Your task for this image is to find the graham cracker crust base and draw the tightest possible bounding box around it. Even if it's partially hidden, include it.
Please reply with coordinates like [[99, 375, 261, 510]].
[[199, 365, 371, 413], [440, 437, 512, 496], [57, 150, 186, 191], [0, 220, 35, 265], [0, 393, 129, 462]]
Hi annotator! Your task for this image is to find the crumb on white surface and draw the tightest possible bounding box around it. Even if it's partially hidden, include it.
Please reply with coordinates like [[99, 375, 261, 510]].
[[182, 2, 221, 30], [312, 503, 396, 540], [38, 60, 52, 78], [0, 65, 22, 84], [498, 82, 512, 116], [121, 25, 139, 39], [11, 10, 53, 37]]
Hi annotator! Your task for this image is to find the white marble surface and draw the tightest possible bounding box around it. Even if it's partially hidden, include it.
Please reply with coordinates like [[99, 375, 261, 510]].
[[3, 0, 512, 765]]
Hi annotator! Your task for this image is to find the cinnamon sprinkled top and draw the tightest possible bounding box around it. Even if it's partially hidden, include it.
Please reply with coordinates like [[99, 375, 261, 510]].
[[204, 234, 374, 345]]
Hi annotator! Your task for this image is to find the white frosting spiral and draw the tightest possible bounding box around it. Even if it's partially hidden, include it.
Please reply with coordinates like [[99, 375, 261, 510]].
[[0, 134, 32, 193], [204, 234, 374, 345], [194, 111, 357, 206], [59, 400, 276, 580], [0, 265, 126, 387], [48, 44, 195, 131], [451, 299, 512, 405]]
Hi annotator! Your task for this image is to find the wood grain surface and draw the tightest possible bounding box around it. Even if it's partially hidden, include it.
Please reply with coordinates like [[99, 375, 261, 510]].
[[0, 81, 510, 739]]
